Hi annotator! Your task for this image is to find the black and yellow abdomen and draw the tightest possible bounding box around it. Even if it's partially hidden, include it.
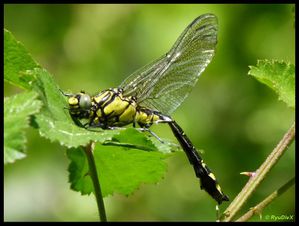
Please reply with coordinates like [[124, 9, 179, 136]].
[[135, 108, 171, 127]]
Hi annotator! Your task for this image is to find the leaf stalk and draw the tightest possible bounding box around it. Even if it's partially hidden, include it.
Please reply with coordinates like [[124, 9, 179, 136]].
[[84, 142, 107, 222]]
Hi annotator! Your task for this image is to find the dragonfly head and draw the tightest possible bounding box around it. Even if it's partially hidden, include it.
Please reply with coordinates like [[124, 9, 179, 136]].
[[61, 89, 92, 118]]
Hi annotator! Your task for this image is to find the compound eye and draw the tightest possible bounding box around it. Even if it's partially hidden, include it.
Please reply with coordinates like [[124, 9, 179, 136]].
[[79, 94, 92, 109]]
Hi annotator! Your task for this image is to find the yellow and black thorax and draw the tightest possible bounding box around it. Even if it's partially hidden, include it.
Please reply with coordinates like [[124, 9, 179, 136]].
[[65, 88, 171, 129]]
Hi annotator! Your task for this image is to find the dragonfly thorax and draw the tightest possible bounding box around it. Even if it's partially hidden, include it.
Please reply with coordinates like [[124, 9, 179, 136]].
[[65, 88, 172, 129]]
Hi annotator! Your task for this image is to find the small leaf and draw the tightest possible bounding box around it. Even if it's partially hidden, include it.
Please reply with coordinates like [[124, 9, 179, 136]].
[[4, 29, 40, 90], [3, 29, 121, 148], [67, 129, 173, 197], [4, 29, 177, 156], [4, 91, 43, 164], [36, 117, 120, 148], [105, 128, 158, 152], [103, 128, 178, 154], [25, 68, 178, 149], [248, 60, 295, 108], [149, 136, 180, 154], [25, 68, 120, 148]]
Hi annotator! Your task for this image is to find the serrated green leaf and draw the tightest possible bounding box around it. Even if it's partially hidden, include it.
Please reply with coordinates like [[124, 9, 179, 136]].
[[3, 28, 185, 198], [3, 29, 121, 148], [24, 68, 178, 149], [149, 136, 180, 154], [103, 128, 178, 153], [95, 145, 168, 197], [4, 29, 177, 157], [105, 128, 158, 152], [4, 91, 43, 164], [4, 29, 40, 90], [248, 60, 295, 108], [67, 129, 171, 197], [24, 68, 120, 148], [36, 117, 120, 148]]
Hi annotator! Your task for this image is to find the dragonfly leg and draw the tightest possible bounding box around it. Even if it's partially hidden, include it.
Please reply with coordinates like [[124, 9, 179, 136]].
[[106, 126, 125, 131], [137, 127, 165, 144], [59, 88, 73, 97]]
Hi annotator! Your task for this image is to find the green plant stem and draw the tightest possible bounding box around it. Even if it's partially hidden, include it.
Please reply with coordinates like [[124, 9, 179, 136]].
[[221, 122, 295, 222], [84, 142, 107, 222], [236, 177, 295, 222]]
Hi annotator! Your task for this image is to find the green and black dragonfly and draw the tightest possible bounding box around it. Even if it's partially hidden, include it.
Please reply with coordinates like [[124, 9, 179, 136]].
[[62, 13, 229, 204]]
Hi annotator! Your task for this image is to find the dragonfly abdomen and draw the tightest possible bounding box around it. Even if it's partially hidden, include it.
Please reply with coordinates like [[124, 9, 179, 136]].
[[135, 108, 172, 127], [168, 120, 229, 204]]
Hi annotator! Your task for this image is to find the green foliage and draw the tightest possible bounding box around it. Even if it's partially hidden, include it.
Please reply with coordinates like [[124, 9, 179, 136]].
[[4, 5, 295, 221], [4, 91, 42, 164], [3, 29, 119, 148], [25, 68, 120, 148], [249, 60, 295, 108], [67, 128, 171, 197], [4, 28, 175, 199], [4, 29, 40, 90]]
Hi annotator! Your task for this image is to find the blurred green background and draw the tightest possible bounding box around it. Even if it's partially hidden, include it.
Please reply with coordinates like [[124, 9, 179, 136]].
[[4, 4, 295, 222]]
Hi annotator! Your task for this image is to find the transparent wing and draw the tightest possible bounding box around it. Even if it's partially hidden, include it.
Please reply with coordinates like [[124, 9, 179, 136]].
[[120, 14, 218, 115]]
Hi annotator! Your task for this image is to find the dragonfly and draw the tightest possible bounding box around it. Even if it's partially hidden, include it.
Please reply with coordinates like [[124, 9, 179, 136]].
[[62, 13, 229, 204]]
